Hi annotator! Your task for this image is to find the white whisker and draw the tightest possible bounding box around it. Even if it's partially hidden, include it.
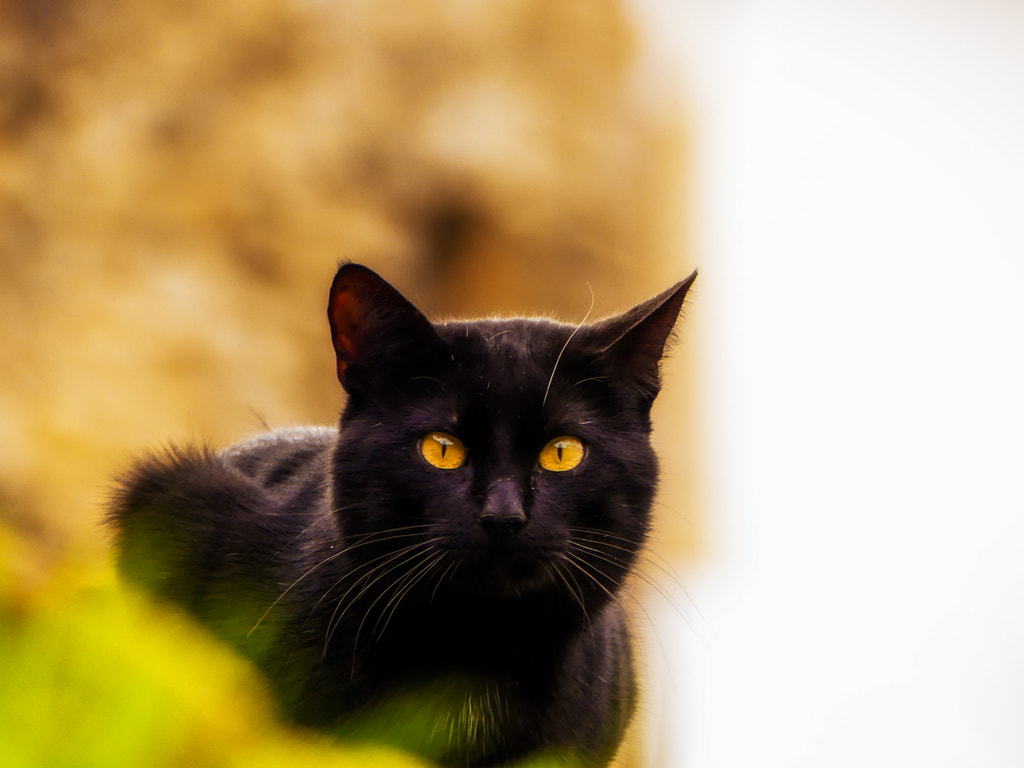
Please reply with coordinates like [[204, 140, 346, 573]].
[[542, 283, 594, 406]]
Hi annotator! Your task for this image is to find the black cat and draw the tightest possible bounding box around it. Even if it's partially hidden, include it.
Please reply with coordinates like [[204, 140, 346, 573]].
[[109, 263, 696, 767]]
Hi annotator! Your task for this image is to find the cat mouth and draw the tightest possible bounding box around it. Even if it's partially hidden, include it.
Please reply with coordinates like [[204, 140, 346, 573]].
[[451, 551, 554, 599]]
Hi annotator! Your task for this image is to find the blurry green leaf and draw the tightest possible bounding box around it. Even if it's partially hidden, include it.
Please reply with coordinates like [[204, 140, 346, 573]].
[[0, 528, 428, 768]]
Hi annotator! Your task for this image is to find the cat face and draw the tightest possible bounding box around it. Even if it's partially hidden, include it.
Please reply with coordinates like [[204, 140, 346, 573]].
[[328, 264, 695, 617]]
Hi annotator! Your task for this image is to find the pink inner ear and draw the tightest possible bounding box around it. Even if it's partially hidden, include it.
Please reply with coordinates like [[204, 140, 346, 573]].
[[326, 263, 440, 390], [330, 289, 362, 364]]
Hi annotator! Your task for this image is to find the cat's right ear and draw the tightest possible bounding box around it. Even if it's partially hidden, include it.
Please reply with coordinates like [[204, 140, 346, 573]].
[[328, 263, 439, 393], [594, 270, 697, 402]]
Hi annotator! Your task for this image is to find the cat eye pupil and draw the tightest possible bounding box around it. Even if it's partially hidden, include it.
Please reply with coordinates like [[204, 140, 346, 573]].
[[540, 436, 584, 472], [421, 432, 465, 470]]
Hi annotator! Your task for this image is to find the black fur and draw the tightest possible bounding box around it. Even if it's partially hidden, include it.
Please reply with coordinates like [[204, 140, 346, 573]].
[[109, 263, 696, 767]]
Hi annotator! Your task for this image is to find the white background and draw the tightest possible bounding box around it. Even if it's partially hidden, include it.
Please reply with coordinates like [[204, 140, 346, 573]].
[[632, 1, 1024, 766]]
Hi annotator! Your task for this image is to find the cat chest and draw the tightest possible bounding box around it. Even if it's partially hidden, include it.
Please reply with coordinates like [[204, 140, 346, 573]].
[[334, 675, 528, 765]]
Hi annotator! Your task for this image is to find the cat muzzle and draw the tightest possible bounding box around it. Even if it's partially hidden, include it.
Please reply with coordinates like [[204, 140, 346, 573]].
[[476, 477, 527, 537]]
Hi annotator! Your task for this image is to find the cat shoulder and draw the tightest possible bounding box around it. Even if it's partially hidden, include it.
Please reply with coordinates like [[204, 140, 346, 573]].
[[109, 426, 336, 527]]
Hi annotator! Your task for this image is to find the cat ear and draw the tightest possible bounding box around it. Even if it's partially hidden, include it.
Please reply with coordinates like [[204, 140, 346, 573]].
[[597, 270, 698, 401], [328, 263, 438, 392]]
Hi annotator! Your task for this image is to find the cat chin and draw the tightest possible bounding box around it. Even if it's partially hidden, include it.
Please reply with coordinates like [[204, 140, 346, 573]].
[[450, 555, 555, 600]]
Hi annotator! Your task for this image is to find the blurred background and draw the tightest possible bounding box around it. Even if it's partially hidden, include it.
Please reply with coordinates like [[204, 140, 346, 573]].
[[2, 0, 1023, 766]]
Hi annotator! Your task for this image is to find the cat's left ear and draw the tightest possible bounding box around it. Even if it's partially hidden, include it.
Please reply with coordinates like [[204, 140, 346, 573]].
[[328, 263, 439, 394], [596, 270, 698, 401]]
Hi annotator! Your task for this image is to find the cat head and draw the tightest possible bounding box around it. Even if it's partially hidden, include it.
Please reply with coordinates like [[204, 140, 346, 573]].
[[328, 263, 696, 618]]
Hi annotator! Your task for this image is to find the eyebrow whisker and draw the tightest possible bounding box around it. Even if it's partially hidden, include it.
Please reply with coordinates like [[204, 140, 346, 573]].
[[543, 283, 594, 406]]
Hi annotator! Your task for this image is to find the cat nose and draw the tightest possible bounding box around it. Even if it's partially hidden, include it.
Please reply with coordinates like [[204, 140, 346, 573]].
[[477, 477, 527, 536]]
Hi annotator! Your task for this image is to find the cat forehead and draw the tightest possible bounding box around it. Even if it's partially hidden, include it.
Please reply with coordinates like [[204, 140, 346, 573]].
[[429, 318, 611, 414], [419, 319, 604, 429], [435, 318, 582, 366]]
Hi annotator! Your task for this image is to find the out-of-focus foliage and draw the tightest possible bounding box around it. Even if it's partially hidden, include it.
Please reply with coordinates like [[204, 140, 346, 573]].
[[0, 526, 432, 768]]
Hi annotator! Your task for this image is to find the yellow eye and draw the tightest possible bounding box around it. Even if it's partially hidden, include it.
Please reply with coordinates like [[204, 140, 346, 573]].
[[420, 432, 467, 469], [539, 436, 585, 472]]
